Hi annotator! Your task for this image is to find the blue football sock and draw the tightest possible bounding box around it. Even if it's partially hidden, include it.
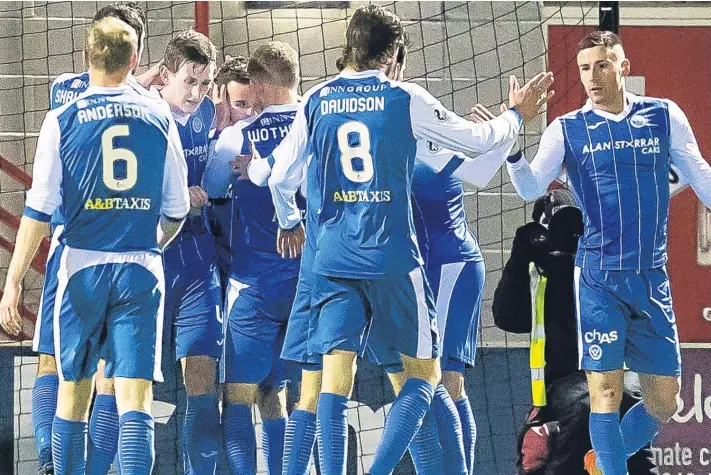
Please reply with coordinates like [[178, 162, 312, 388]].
[[590, 412, 627, 475], [432, 387, 468, 475], [316, 393, 349, 475], [408, 408, 443, 475], [262, 416, 287, 475], [455, 396, 477, 475], [368, 378, 435, 475], [620, 401, 661, 458], [283, 409, 317, 475], [86, 394, 119, 475], [223, 404, 256, 475], [118, 411, 154, 475], [183, 394, 219, 474], [32, 374, 58, 467], [51, 417, 87, 475]]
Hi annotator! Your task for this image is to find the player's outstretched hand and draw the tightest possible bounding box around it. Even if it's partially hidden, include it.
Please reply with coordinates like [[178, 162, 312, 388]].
[[212, 83, 231, 132], [277, 224, 305, 259], [0, 283, 23, 337], [188, 186, 209, 210], [135, 59, 164, 89], [508, 72, 555, 124]]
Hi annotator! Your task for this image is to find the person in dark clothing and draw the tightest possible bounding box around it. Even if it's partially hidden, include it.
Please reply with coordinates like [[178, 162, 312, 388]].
[[493, 188, 658, 475]]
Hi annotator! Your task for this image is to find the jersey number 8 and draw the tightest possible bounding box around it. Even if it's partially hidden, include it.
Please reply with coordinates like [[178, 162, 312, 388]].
[[337, 121, 374, 183], [101, 125, 137, 191]]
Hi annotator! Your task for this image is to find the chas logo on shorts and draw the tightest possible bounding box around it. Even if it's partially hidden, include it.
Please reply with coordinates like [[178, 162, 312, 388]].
[[584, 329, 618, 344]]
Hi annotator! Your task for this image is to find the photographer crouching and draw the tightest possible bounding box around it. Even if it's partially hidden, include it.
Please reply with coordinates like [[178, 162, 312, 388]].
[[493, 189, 658, 475]]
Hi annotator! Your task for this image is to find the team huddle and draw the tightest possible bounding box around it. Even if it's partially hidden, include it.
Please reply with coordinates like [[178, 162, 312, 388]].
[[1, 2, 710, 475]]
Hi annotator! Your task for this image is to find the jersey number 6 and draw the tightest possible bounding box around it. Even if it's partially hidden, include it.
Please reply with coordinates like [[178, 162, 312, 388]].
[[337, 121, 374, 183], [101, 124, 137, 191]]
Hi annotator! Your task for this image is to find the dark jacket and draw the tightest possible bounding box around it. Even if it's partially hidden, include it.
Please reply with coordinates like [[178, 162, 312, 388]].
[[493, 222, 658, 475], [492, 223, 579, 383]]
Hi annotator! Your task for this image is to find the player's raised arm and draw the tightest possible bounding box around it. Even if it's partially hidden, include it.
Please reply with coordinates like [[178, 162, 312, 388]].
[[418, 104, 520, 188], [267, 102, 309, 230], [159, 118, 190, 248], [506, 119, 566, 200], [408, 72, 554, 158], [0, 113, 62, 335], [666, 99, 711, 208]]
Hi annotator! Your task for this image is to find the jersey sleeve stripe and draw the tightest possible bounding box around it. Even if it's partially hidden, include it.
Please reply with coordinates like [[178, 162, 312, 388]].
[[23, 206, 52, 222]]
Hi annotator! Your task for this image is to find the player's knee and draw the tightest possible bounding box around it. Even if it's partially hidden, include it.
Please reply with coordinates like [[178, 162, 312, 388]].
[[95, 363, 115, 395], [114, 377, 153, 415], [587, 370, 624, 412], [402, 355, 442, 389], [181, 355, 217, 396], [322, 350, 357, 397], [37, 354, 57, 376], [442, 370, 465, 401], [57, 378, 94, 421], [225, 383, 259, 406], [644, 391, 681, 423], [589, 386, 623, 412], [296, 370, 322, 413], [387, 371, 407, 396], [638, 375, 680, 423], [646, 397, 679, 423], [257, 387, 287, 420]]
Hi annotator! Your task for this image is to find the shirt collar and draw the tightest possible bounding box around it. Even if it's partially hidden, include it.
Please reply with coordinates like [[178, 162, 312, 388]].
[[582, 92, 638, 121]]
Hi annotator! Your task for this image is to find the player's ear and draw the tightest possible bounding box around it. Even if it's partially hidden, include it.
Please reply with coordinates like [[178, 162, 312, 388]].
[[128, 52, 138, 74], [159, 62, 171, 85]]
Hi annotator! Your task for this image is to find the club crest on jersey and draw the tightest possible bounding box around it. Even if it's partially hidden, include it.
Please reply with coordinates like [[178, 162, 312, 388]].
[[192, 116, 204, 134], [630, 114, 651, 128], [427, 141, 442, 153], [434, 109, 449, 122]]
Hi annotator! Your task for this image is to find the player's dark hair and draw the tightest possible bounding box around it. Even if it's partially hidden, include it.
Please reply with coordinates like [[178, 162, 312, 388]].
[[93, 3, 145, 54], [338, 5, 406, 71], [248, 41, 300, 89], [163, 29, 216, 73], [215, 55, 250, 86], [86, 16, 137, 74], [577, 30, 623, 54]]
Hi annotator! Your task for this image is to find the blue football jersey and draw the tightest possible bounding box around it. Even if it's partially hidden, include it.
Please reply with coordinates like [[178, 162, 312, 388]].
[[412, 147, 483, 266], [174, 98, 215, 188], [267, 70, 522, 279], [211, 104, 302, 285], [49, 72, 158, 228], [561, 98, 671, 270], [25, 85, 189, 253], [164, 97, 216, 263]]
